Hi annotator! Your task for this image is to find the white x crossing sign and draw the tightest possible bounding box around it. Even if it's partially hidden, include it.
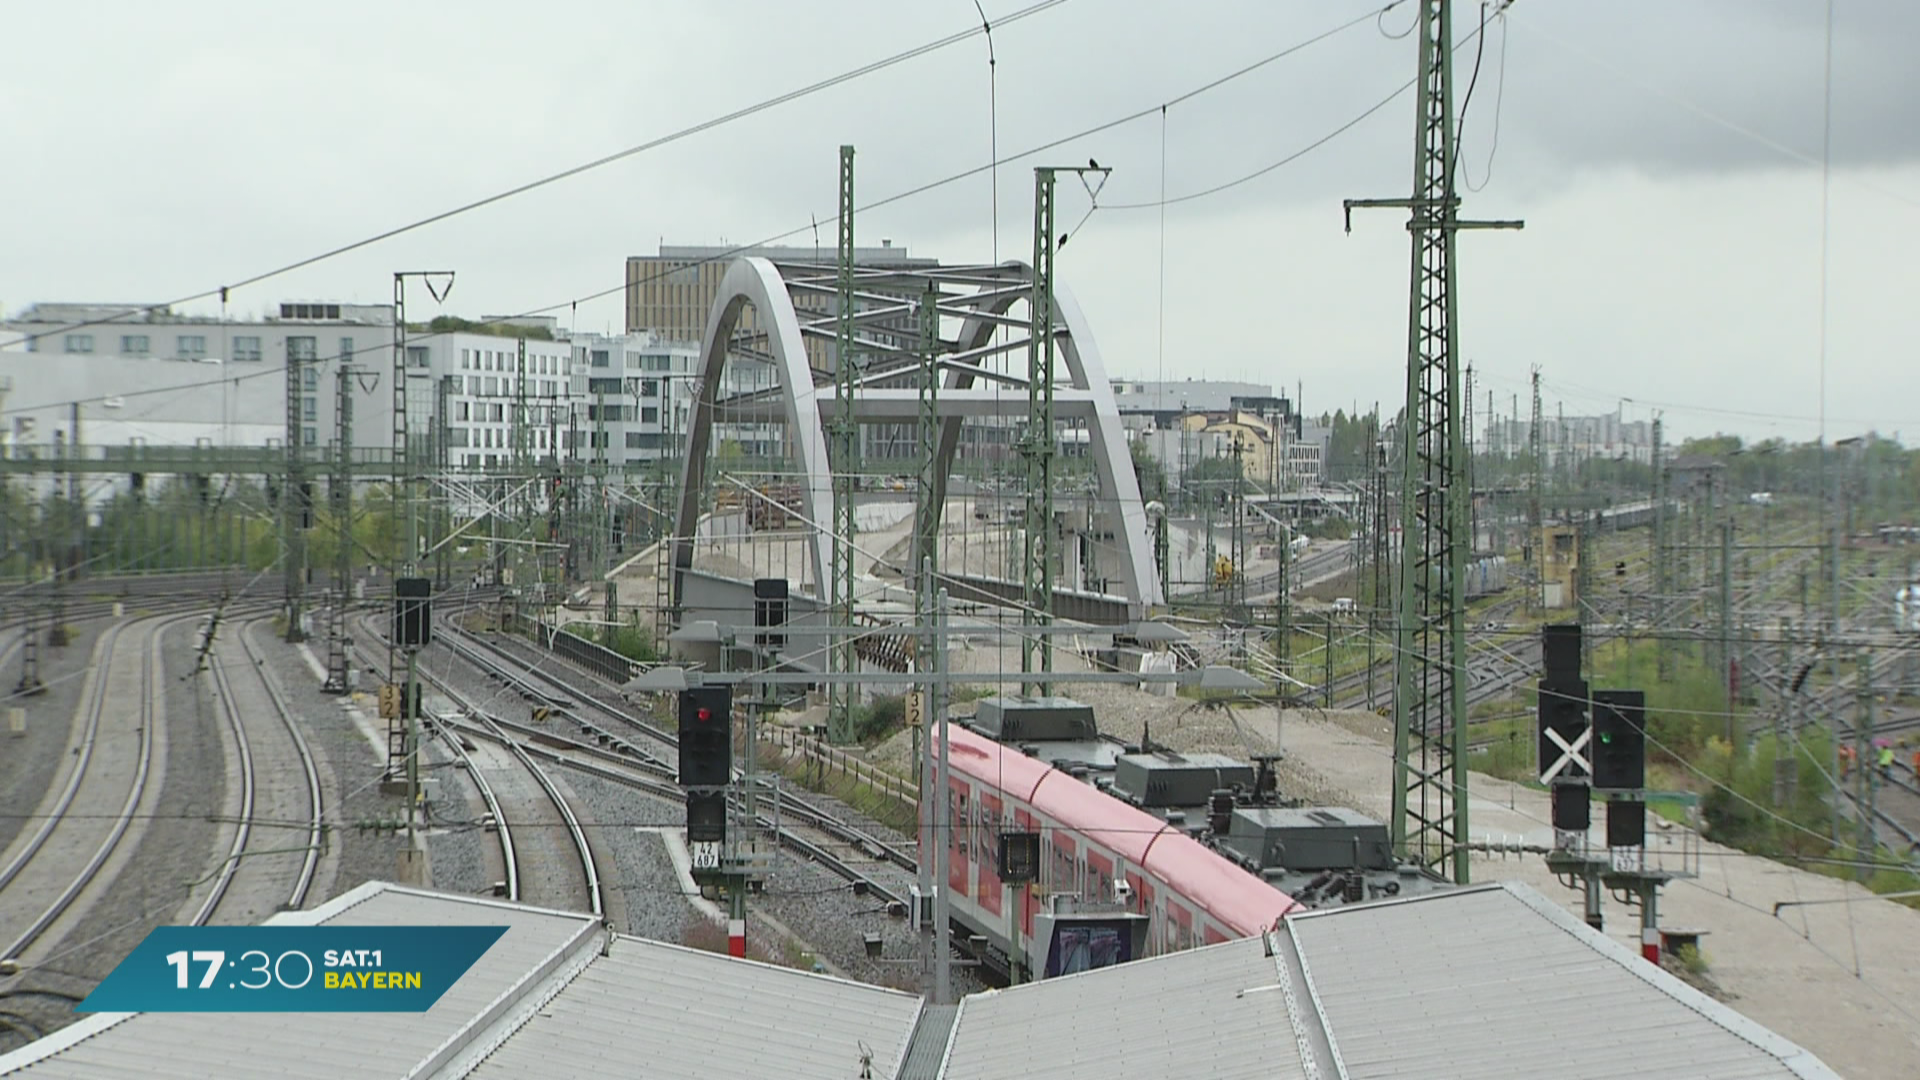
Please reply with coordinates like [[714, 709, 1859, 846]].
[[1540, 726, 1591, 783]]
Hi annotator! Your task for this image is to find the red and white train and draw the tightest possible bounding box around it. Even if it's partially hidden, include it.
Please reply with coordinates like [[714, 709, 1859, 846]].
[[926, 724, 1302, 979]]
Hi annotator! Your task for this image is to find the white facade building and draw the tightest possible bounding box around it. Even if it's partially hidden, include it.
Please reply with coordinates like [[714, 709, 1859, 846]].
[[0, 301, 396, 455], [3, 300, 815, 490]]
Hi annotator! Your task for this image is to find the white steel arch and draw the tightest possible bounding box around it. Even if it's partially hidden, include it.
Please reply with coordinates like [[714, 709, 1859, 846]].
[[671, 257, 1162, 619], [671, 258, 833, 606]]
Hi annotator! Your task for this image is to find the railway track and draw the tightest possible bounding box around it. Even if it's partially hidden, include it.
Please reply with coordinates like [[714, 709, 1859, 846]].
[[365, 610, 920, 908], [188, 616, 326, 925], [353, 613, 604, 917], [0, 615, 172, 964], [467, 711, 604, 917]]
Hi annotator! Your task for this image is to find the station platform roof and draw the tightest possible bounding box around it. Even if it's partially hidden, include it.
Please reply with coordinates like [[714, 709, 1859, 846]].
[[0, 880, 1837, 1080]]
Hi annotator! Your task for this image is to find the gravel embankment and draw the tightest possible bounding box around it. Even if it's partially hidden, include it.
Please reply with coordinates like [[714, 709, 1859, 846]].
[[0, 620, 108, 857], [249, 620, 423, 901], [1, 619, 227, 1051]]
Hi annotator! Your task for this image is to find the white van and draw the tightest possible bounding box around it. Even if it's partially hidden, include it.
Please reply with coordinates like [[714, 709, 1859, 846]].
[[1331, 597, 1356, 614]]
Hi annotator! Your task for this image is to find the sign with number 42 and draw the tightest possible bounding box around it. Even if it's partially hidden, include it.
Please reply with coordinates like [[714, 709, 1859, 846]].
[[691, 841, 722, 870]]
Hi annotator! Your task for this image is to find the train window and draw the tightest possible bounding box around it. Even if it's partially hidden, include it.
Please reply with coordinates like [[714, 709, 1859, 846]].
[[952, 791, 966, 854]]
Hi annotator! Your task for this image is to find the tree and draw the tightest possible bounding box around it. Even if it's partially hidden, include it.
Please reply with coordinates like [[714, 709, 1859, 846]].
[[1128, 439, 1167, 502]]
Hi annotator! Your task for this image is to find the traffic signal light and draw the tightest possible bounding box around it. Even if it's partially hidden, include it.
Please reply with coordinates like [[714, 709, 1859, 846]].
[[1542, 623, 1582, 685], [754, 577, 789, 649], [394, 577, 433, 647], [1536, 678, 1589, 784], [1591, 690, 1647, 790], [677, 686, 733, 788], [998, 831, 1041, 884], [1606, 797, 1646, 848], [686, 790, 726, 843], [1550, 782, 1591, 832]]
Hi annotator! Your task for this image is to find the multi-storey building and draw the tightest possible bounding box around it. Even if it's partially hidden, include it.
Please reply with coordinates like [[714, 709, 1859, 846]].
[[1482, 412, 1653, 466], [1109, 379, 1327, 490], [0, 301, 397, 454], [1109, 379, 1272, 430]]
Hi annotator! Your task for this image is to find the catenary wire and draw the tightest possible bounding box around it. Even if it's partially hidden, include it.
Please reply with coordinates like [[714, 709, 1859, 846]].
[[0, 0, 1069, 352], [2, 5, 1408, 421]]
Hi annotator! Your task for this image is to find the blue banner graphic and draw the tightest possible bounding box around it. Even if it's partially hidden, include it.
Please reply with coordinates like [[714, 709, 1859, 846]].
[[78, 925, 508, 1012]]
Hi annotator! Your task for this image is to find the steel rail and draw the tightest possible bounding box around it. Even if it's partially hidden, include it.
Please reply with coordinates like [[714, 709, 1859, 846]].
[[233, 618, 327, 910], [190, 648, 256, 925]]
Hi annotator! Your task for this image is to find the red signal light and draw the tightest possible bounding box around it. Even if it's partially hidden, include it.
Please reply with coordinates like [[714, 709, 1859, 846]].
[[696, 707, 712, 722]]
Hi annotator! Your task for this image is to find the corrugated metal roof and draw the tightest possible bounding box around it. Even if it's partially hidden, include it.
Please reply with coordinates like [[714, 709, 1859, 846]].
[[938, 939, 1310, 1080], [468, 937, 922, 1080], [0, 884, 600, 1079], [1284, 882, 1841, 1080], [1, 880, 1842, 1080]]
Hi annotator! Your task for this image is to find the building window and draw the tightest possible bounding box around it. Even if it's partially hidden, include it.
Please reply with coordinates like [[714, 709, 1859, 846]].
[[456, 401, 470, 421], [303, 426, 318, 445], [461, 349, 470, 370], [286, 336, 316, 362], [63, 334, 94, 354], [642, 406, 659, 424], [121, 334, 149, 355], [588, 377, 622, 396], [230, 335, 261, 362], [177, 335, 208, 359], [303, 397, 317, 421], [340, 337, 354, 362], [591, 349, 610, 368], [641, 379, 659, 398], [407, 346, 429, 368], [303, 367, 319, 391], [489, 403, 504, 422]]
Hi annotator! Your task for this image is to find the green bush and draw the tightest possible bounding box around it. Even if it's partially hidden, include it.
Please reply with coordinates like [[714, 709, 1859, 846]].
[[853, 695, 905, 744], [559, 622, 659, 663], [1675, 943, 1710, 975], [598, 623, 659, 663]]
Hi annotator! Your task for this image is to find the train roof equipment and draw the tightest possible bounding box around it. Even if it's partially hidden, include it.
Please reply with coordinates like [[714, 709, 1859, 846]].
[[968, 695, 1098, 742], [964, 694, 1130, 773], [1110, 750, 1255, 812]]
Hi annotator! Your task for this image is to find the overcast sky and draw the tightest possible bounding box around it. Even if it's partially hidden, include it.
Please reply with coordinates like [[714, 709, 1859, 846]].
[[4, 0, 1915, 443]]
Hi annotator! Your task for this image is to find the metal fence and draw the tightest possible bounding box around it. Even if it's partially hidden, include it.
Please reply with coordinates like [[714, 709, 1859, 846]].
[[533, 619, 643, 685]]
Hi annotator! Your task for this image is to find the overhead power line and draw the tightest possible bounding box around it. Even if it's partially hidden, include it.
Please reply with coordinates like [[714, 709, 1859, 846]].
[[3, 3, 1396, 420], [0, 0, 1069, 352]]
